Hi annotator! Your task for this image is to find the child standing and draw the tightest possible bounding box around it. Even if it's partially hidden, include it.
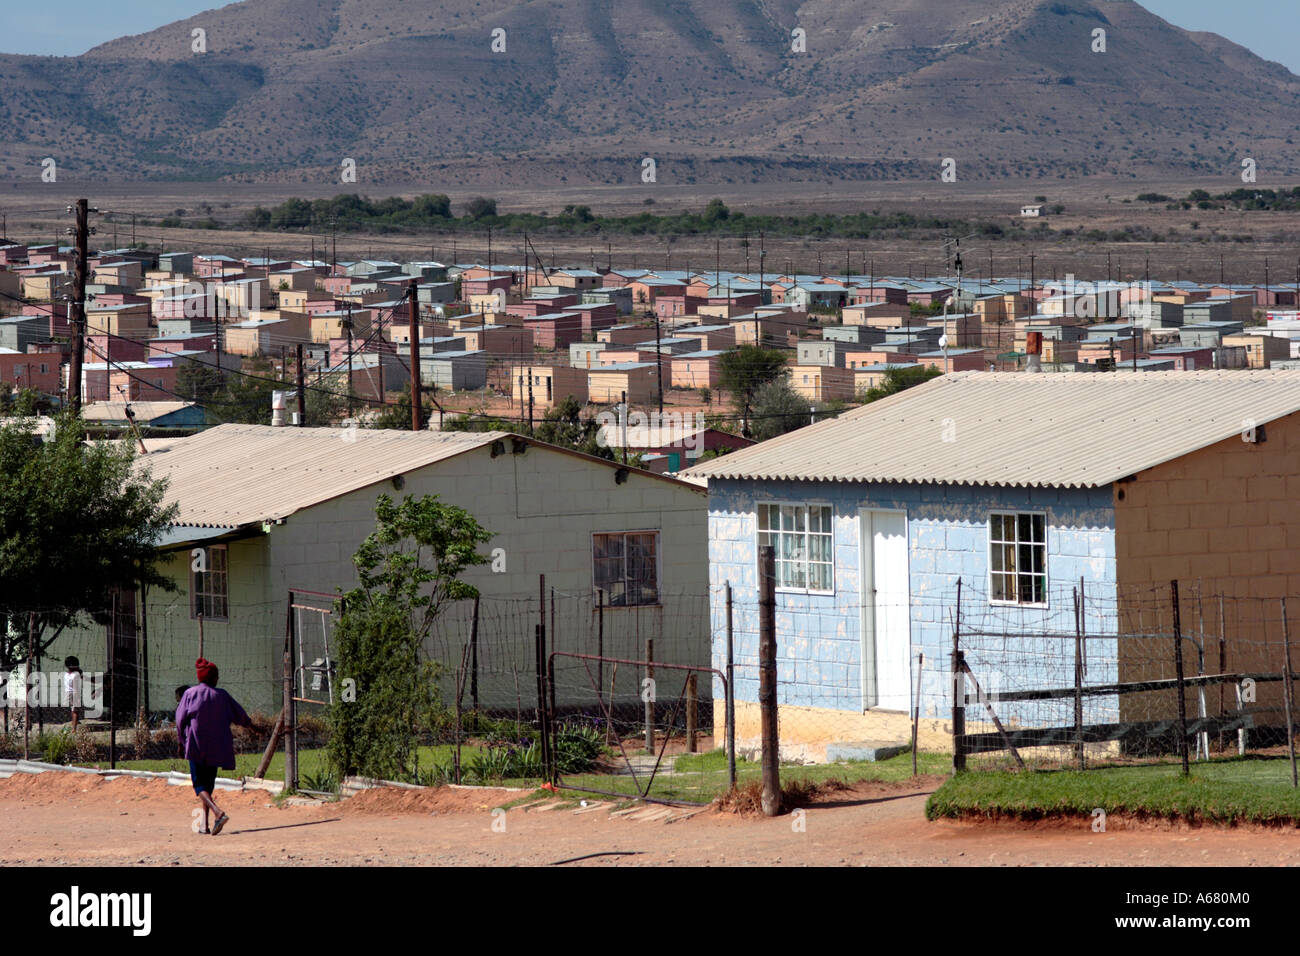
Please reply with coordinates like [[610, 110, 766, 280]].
[[62, 657, 83, 733]]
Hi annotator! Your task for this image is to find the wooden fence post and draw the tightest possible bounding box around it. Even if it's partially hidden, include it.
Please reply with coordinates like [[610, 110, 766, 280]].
[[1281, 598, 1297, 789], [643, 638, 655, 752], [1171, 580, 1189, 777], [726, 581, 736, 788], [911, 652, 923, 777], [686, 673, 697, 753], [951, 578, 965, 773], [758, 544, 781, 816], [469, 595, 480, 715], [1073, 586, 1084, 770]]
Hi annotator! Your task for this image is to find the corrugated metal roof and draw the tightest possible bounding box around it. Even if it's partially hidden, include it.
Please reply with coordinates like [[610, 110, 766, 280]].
[[138, 424, 511, 528], [139, 423, 703, 529], [83, 401, 195, 422], [686, 370, 1300, 489]]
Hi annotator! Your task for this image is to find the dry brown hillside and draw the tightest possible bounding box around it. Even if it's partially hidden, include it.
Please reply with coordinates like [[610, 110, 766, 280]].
[[1, 0, 1298, 185]]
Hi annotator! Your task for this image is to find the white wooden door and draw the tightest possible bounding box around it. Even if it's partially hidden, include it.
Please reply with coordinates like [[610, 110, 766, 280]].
[[860, 510, 911, 711]]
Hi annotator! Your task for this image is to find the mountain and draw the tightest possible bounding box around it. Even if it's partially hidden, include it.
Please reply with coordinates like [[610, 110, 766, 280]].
[[2, 0, 1298, 185]]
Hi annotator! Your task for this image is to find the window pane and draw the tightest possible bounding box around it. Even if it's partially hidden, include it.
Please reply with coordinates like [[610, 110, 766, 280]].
[[1031, 514, 1046, 543]]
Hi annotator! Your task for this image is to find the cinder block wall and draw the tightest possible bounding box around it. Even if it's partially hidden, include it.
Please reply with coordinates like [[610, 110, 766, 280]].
[[1114, 411, 1300, 725]]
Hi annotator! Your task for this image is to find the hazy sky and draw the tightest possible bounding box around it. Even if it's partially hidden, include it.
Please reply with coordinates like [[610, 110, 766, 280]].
[[3, 0, 1299, 75]]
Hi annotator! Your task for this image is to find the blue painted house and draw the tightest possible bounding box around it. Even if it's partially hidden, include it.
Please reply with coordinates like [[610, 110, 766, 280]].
[[688, 370, 1300, 759]]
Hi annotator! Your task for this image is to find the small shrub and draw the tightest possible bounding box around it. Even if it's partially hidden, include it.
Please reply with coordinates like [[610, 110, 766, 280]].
[[299, 769, 339, 793], [74, 728, 102, 764], [133, 708, 151, 760], [233, 711, 277, 752], [39, 730, 76, 765], [296, 712, 330, 746]]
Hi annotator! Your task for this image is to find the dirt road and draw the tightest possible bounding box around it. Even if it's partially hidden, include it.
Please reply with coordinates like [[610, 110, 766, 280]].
[[2, 771, 1297, 866]]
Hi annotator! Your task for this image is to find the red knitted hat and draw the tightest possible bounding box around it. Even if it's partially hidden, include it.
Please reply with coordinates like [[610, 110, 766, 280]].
[[196, 658, 218, 683]]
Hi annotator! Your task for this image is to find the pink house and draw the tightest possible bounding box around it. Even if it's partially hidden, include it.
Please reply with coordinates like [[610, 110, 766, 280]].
[[654, 295, 707, 320], [844, 349, 920, 369], [525, 312, 585, 349], [916, 349, 985, 373], [1147, 346, 1216, 371], [597, 324, 655, 345], [509, 295, 580, 318], [849, 284, 909, 306], [0, 349, 60, 394], [670, 350, 725, 389], [600, 348, 662, 368], [461, 275, 513, 298]]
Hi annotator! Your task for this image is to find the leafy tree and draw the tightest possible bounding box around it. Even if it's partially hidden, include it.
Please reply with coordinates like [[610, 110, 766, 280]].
[[305, 378, 348, 426], [534, 396, 612, 460], [366, 383, 439, 431], [442, 412, 516, 433], [0, 414, 178, 674], [461, 196, 498, 221], [327, 494, 492, 782], [858, 365, 943, 404], [0, 387, 55, 417], [702, 198, 730, 224], [696, 445, 734, 462], [718, 346, 788, 438], [173, 361, 227, 409], [750, 377, 809, 441]]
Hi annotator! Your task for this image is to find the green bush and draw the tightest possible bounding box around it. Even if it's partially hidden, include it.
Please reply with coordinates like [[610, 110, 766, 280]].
[[39, 730, 75, 765]]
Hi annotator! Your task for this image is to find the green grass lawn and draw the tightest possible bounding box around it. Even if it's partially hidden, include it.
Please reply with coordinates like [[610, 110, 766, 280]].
[[533, 749, 950, 804], [73, 742, 949, 805], [927, 757, 1300, 824]]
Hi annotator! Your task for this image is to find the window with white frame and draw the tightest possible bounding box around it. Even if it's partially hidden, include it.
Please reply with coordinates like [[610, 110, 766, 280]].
[[758, 503, 834, 592], [988, 512, 1046, 605], [593, 531, 659, 606], [191, 544, 229, 621]]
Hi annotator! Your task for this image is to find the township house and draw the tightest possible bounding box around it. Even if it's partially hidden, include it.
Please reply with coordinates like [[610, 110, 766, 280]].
[[50, 425, 707, 719], [687, 370, 1300, 759]]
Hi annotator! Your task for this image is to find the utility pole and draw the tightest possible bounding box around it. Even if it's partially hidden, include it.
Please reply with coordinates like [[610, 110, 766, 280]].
[[295, 343, 306, 426], [344, 301, 355, 418], [654, 308, 664, 417], [527, 373, 535, 436], [68, 199, 90, 416], [408, 281, 422, 431]]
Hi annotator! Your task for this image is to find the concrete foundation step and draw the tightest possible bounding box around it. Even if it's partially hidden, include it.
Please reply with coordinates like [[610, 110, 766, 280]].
[[824, 740, 909, 762]]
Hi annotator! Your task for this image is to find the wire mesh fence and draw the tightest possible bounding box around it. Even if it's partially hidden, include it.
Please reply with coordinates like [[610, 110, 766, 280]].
[[0, 584, 728, 797], [954, 579, 1300, 772], [0, 600, 285, 766], [20, 571, 1291, 798]]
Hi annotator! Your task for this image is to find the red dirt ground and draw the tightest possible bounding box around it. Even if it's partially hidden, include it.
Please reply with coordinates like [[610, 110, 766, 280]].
[[3, 771, 1299, 866]]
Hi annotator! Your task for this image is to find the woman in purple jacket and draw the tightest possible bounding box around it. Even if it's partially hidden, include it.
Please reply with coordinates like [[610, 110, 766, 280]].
[[176, 658, 252, 835]]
